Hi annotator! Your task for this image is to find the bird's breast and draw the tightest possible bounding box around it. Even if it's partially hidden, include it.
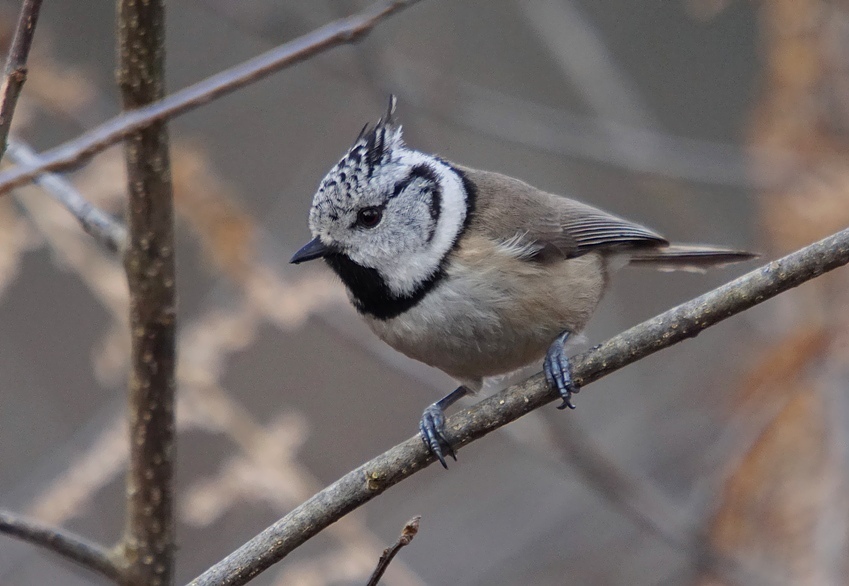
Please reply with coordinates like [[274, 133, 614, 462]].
[[364, 237, 607, 382]]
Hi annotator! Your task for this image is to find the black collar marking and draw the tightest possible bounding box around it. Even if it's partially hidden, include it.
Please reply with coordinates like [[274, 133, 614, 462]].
[[324, 253, 446, 320], [453, 164, 477, 235], [391, 163, 442, 244], [324, 162, 477, 321]]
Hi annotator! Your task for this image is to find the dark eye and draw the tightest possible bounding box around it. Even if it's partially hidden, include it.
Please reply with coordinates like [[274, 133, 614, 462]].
[[356, 206, 383, 229]]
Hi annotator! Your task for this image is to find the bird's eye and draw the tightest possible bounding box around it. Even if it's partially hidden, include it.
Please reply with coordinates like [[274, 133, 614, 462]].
[[356, 206, 383, 229]]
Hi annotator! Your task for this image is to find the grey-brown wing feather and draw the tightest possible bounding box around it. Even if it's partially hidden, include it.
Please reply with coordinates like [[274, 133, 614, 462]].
[[554, 199, 667, 255], [458, 166, 667, 259]]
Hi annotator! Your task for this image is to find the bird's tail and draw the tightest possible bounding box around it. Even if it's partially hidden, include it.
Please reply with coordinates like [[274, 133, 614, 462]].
[[627, 244, 758, 273]]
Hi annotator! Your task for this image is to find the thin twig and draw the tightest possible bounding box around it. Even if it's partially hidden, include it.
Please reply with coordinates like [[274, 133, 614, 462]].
[[0, 0, 43, 162], [0, 509, 121, 582], [116, 0, 177, 584], [545, 416, 692, 544], [187, 227, 849, 586], [0, 0, 424, 196], [6, 138, 127, 253], [365, 516, 421, 586]]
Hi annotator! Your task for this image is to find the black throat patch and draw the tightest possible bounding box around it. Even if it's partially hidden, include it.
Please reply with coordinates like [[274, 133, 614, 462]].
[[323, 254, 446, 321]]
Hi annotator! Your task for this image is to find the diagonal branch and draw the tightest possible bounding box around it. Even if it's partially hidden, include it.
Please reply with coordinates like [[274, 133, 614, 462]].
[[0, 509, 121, 582], [115, 0, 177, 584], [0, 0, 44, 162], [6, 138, 127, 253], [0, 0, 424, 196], [188, 227, 849, 586]]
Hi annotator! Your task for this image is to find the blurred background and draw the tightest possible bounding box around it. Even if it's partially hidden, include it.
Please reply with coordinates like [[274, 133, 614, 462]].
[[1, 0, 848, 584]]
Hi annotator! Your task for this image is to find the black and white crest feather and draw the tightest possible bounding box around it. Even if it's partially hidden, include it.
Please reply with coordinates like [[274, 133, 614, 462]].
[[340, 95, 401, 179]]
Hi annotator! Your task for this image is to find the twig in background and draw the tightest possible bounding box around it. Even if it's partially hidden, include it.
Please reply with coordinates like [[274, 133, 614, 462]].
[[6, 138, 126, 253], [0, 0, 425, 196], [187, 227, 849, 586], [817, 363, 849, 583], [519, 0, 655, 128], [542, 414, 775, 586], [687, 328, 829, 527], [366, 516, 421, 586], [0, 0, 43, 162], [116, 0, 177, 584], [517, 0, 693, 212], [388, 58, 772, 188], [0, 509, 121, 582]]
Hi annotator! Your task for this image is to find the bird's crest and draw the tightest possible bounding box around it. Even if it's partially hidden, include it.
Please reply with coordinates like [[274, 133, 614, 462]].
[[335, 95, 404, 181]]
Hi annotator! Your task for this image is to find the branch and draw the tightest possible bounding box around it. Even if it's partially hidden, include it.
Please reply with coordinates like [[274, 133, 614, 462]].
[[0, 509, 121, 582], [0, 0, 43, 162], [365, 516, 421, 586], [187, 228, 849, 586], [0, 0, 423, 196], [6, 138, 127, 253], [115, 0, 177, 584]]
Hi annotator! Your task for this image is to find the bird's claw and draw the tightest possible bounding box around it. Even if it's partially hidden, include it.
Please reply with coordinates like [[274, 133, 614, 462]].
[[544, 331, 579, 410], [420, 402, 456, 469]]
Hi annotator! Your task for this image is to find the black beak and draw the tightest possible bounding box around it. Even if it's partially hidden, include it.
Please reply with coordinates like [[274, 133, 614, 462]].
[[290, 236, 332, 264]]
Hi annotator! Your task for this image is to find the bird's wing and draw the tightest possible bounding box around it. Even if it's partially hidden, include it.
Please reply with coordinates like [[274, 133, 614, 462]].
[[458, 166, 667, 261], [551, 198, 668, 256]]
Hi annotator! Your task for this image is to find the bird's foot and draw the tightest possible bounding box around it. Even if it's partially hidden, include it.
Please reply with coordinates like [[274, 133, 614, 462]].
[[419, 385, 469, 468], [544, 331, 579, 410], [420, 403, 455, 468]]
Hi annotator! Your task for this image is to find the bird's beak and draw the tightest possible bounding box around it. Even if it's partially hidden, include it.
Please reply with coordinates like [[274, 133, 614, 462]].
[[290, 236, 332, 264]]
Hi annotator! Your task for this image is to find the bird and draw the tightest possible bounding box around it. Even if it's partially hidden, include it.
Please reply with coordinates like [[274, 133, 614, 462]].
[[291, 96, 756, 468]]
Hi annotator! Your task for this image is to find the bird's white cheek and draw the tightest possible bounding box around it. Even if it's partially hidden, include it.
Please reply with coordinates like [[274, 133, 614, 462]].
[[379, 253, 444, 296]]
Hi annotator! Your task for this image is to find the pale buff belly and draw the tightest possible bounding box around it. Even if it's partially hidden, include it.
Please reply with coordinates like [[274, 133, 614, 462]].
[[365, 252, 606, 384]]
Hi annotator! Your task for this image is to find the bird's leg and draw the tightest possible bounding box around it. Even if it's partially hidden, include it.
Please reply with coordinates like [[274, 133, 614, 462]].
[[420, 385, 470, 469], [544, 330, 579, 410]]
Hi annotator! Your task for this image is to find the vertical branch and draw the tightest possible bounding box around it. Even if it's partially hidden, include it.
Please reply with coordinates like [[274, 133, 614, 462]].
[[116, 1, 176, 585], [0, 0, 44, 161]]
